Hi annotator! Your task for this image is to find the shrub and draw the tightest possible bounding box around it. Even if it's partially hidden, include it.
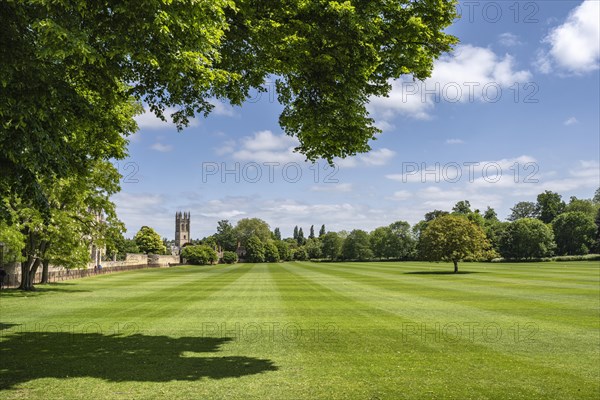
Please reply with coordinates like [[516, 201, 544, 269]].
[[181, 245, 218, 265], [222, 251, 238, 264]]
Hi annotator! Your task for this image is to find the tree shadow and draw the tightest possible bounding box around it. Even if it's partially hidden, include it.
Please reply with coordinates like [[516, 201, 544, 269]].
[[0, 284, 92, 298], [404, 271, 480, 275], [0, 322, 19, 331], [0, 330, 277, 390]]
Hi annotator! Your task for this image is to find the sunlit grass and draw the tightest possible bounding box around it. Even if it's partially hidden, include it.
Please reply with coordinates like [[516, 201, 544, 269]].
[[1, 261, 598, 399]]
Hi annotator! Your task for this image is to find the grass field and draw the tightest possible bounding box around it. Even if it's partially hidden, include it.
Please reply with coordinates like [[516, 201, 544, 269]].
[[1, 261, 599, 399]]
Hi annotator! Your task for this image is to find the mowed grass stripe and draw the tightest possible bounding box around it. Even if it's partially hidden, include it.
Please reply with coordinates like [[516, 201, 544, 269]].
[[128, 264, 255, 334], [289, 262, 599, 377], [311, 262, 599, 327], [344, 261, 600, 290], [300, 263, 599, 328], [1, 261, 598, 399], [1, 265, 244, 330], [286, 262, 599, 398]]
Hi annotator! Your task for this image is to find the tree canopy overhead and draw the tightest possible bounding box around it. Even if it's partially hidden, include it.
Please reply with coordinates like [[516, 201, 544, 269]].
[[1, 0, 458, 217]]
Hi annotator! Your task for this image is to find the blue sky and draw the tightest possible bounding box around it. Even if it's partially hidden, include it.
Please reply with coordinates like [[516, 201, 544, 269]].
[[115, 0, 600, 240]]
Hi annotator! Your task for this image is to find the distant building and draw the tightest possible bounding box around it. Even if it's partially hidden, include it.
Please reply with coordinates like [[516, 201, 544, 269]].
[[175, 211, 190, 251]]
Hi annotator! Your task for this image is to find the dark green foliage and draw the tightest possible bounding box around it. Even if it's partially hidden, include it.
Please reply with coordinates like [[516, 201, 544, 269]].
[[499, 218, 555, 260], [216, 220, 238, 251], [483, 207, 498, 221], [483, 221, 508, 254], [275, 240, 292, 262], [181, 245, 218, 265], [536, 191, 566, 224], [264, 241, 280, 263], [221, 251, 238, 264], [565, 197, 598, 218], [304, 238, 322, 260], [235, 219, 271, 248], [341, 230, 372, 261], [508, 201, 538, 221], [595, 208, 600, 253], [321, 232, 342, 261], [245, 235, 265, 263], [452, 200, 472, 215], [297, 227, 305, 246], [552, 212, 596, 255], [293, 247, 308, 261], [319, 224, 326, 237]]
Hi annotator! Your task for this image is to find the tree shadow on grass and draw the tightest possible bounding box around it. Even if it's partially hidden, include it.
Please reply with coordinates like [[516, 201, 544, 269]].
[[0, 330, 278, 390], [0, 284, 92, 298], [0, 323, 19, 331], [404, 271, 481, 275]]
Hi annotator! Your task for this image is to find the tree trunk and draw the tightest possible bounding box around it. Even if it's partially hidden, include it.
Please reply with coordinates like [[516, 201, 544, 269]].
[[26, 258, 42, 290], [453, 260, 458, 274], [19, 256, 34, 290], [41, 259, 49, 284]]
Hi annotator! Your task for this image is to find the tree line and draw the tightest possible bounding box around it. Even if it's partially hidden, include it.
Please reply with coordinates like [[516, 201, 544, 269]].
[[177, 189, 600, 272]]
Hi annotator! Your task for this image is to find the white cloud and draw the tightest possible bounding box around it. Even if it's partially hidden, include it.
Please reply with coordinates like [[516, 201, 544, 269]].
[[413, 186, 503, 213], [200, 210, 247, 219], [498, 33, 522, 47], [368, 45, 531, 122], [332, 148, 396, 169], [113, 193, 171, 236], [386, 155, 538, 186], [215, 139, 236, 156], [537, 0, 600, 74], [564, 117, 579, 126], [374, 120, 395, 132], [446, 139, 464, 145], [310, 183, 353, 193], [151, 142, 173, 153], [387, 190, 412, 201], [135, 107, 199, 130], [224, 131, 394, 168], [535, 161, 600, 193], [209, 99, 238, 117], [360, 148, 396, 166], [231, 130, 304, 163]]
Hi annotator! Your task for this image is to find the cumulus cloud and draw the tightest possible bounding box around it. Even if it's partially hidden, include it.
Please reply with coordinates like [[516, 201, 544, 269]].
[[498, 33, 522, 47], [360, 148, 396, 166], [231, 130, 304, 163], [151, 142, 173, 153], [564, 117, 579, 126], [386, 155, 538, 186], [368, 45, 531, 123], [222, 131, 395, 168], [208, 99, 238, 117], [536, 0, 600, 74]]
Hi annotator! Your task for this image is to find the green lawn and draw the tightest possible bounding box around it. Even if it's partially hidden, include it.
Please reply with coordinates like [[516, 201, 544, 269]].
[[1, 261, 599, 399]]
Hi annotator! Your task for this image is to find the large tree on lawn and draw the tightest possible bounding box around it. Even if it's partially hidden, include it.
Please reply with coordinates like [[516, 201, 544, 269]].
[[1, 0, 458, 219], [419, 215, 490, 273], [11, 161, 124, 290]]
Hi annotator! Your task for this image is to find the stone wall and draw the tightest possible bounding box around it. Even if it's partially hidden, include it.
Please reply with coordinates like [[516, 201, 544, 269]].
[[1, 253, 181, 288], [148, 254, 180, 267]]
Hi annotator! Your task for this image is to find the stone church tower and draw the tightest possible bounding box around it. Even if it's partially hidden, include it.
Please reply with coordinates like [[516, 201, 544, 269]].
[[175, 211, 190, 249]]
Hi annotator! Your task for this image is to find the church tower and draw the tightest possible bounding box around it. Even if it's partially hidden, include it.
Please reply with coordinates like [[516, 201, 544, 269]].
[[175, 211, 190, 249]]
